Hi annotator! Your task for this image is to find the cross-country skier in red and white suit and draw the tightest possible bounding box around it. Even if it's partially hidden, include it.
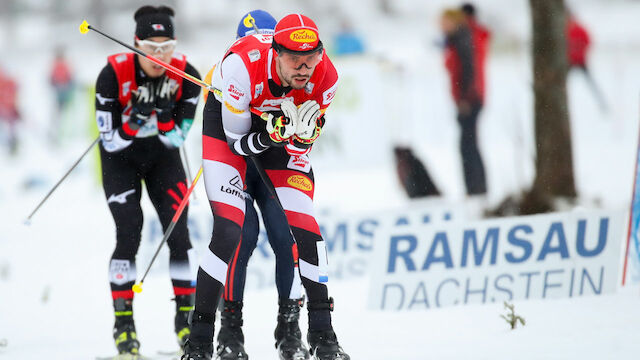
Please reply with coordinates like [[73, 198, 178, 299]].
[[182, 14, 349, 360]]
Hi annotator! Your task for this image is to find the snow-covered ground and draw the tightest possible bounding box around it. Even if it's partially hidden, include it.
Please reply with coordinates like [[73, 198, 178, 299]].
[[2, 188, 640, 359], [2, 0, 640, 359]]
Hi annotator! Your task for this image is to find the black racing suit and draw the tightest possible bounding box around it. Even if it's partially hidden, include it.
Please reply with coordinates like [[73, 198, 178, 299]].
[[94, 54, 201, 307]]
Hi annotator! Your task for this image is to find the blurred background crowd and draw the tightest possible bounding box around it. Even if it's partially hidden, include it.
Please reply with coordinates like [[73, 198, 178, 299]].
[[2, 0, 640, 216]]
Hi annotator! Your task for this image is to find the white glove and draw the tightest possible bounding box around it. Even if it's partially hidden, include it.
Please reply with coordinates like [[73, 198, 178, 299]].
[[280, 100, 299, 139], [296, 100, 321, 139], [264, 100, 298, 144]]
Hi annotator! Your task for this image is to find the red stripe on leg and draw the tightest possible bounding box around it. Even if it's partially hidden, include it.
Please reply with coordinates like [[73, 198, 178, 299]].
[[225, 235, 242, 301], [173, 287, 196, 296], [292, 243, 299, 266], [167, 188, 183, 204], [265, 169, 288, 187], [284, 210, 321, 236], [177, 181, 188, 196], [211, 201, 245, 227], [203, 136, 247, 180], [112, 290, 134, 299]]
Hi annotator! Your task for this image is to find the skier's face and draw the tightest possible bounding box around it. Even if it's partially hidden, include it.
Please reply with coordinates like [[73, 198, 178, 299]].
[[135, 36, 175, 78], [275, 50, 323, 90]]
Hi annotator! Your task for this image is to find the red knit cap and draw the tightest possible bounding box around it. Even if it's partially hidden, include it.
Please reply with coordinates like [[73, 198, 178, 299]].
[[273, 14, 320, 52]]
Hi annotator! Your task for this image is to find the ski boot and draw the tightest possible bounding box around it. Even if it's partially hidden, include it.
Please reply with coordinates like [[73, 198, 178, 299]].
[[307, 329, 350, 360], [307, 298, 349, 360], [175, 294, 195, 347], [215, 300, 248, 359], [274, 298, 310, 360], [182, 311, 215, 360], [113, 298, 140, 355], [182, 339, 214, 360]]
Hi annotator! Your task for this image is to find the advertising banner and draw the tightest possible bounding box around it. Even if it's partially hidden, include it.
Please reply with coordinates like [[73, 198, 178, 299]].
[[141, 200, 462, 290], [368, 210, 626, 311]]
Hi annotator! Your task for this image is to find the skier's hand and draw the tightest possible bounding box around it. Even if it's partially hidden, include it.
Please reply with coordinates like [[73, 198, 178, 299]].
[[129, 83, 155, 130], [264, 100, 297, 145], [155, 75, 179, 124], [279, 100, 299, 139], [295, 100, 321, 139]]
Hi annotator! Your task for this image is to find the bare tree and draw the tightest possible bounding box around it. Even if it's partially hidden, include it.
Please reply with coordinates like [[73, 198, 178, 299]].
[[520, 0, 576, 214]]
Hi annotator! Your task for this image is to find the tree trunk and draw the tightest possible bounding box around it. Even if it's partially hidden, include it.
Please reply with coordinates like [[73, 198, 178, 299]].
[[521, 0, 577, 214]]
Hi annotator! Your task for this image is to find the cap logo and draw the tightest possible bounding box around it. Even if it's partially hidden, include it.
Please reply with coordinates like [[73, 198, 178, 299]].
[[243, 13, 256, 28], [299, 43, 314, 50], [151, 24, 165, 31], [290, 29, 317, 42]]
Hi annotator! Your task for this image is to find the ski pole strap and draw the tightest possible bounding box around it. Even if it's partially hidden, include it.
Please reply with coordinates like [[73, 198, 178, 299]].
[[307, 297, 334, 312]]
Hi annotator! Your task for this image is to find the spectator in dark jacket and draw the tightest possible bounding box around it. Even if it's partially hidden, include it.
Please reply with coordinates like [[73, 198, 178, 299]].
[[441, 8, 487, 195]]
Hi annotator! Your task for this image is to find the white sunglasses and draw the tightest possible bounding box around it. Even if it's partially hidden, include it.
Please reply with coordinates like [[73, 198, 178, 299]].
[[135, 39, 177, 54]]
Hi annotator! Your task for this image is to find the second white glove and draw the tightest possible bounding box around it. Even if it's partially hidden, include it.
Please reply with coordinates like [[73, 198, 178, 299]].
[[296, 100, 321, 139]]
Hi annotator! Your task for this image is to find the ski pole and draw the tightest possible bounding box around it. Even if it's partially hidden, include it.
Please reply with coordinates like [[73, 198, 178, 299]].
[[132, 166, 203, 294], [248, 157, 298, 246], [79, 20, 213, 92], [180, 146, 196, 200], [24, 136, 100, 224], [581, 67, 609, 113], [80, 17, 312, 280], [79, 20, 268, 120]]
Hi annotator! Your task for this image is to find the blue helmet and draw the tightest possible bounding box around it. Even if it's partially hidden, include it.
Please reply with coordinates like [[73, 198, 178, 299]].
[[236, 10, 277, 39]]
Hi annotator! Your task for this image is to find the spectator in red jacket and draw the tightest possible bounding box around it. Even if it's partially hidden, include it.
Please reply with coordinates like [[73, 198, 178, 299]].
[[0, 66, 20, 155], [566, 13, 590, 69], [49, 47, 74, 144], [50, 48, 73, 109], [461, 3, 490, 105], [441, 7, 488, 196], [566, 11, 607, 112]]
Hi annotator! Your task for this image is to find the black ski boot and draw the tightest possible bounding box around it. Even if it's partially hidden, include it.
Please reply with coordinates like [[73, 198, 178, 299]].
[[215, 300, 248, 360], [182, 339, 214, 360], [113, 298, 140, 355], [274, 298, 310, 360], [181, 311, 215, 360], [307, 329, 350, 360], [307, 298, 350, 360], [175, 294, 195, 347]]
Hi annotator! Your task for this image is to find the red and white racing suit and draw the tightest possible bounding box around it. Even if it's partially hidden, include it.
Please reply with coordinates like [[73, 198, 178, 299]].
[[193, 33, 339, 328]]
